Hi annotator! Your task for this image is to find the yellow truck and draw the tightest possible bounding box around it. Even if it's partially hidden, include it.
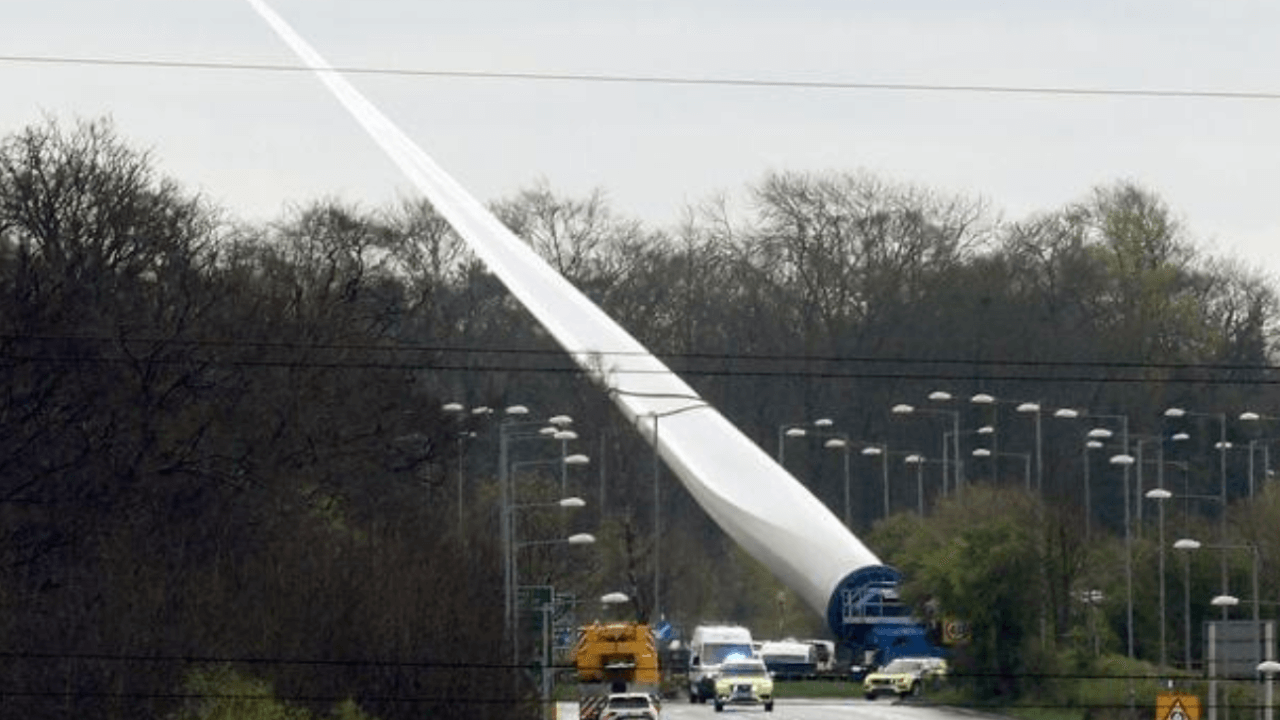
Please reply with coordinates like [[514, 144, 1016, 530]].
[[574, 622, 660, 720]]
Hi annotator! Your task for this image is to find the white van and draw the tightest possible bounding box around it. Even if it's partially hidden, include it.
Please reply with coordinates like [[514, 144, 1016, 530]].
[[687, 624, 754, 703]]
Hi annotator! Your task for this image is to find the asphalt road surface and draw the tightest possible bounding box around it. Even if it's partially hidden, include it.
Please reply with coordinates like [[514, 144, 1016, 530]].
[[556, 698, 1002, 720]]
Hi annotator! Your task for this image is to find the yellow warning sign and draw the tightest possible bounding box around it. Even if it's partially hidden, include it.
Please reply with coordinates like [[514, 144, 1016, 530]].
[[1156, 692, 1200, 720]]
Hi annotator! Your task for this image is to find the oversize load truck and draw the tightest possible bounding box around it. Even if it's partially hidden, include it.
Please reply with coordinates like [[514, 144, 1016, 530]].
[[574, 621, 659, 720]]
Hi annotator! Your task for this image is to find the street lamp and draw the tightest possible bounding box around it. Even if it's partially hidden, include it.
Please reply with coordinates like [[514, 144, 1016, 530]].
[[902, 454, 944, 516], [971, 394, 1000, 462], [1083, 428, 1114, 541], [1239, 412, 1280, 498], [1172, 538, 1203, 671], [1181, 538, 1263, 720], [893, 402, 961, 496], [552, 428, 582, 496], [1111, 453, 1136, 659], [510, 500, 594, 671], [927, 391, 964, 495], [823, 437, 854, 528], [1147, 487, 1173, 669], [647, 401, 710, 621], [499, 407, 575, 646], [777, 417, 833, 465], [1016, 402, 1043, 495], [777, 418, 852, 525], [1211, 593, 1241, 720], [972, 447, 1031, 491], [442, 402, 496, 536], [1259, 661, 1280, 720], [861, 445, 890, 519], [1165, 407, 1230, 610]]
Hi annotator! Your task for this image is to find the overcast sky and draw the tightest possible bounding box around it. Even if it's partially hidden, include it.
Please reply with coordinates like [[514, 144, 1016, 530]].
[[4, 1, 1279, 278]]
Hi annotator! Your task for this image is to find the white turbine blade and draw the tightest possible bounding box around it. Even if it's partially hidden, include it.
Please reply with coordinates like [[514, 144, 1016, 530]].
[[245, 0, 882, 619]]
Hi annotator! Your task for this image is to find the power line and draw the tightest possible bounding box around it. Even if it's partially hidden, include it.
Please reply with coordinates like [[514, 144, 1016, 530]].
[[2, 53, 1279, 101], [0, 351, 1275, 385], [4, 332, 1279, 377], [0, 351, 1275, 386]]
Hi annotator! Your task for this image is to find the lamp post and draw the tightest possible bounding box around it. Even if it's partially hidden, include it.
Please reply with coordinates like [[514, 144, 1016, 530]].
[[971, 393, 1000, 462], [1111, 453, 1136, 659], [497, 405, 535, 644], [1059, 408, 1131, 520], [499, 407, 589, 649], [1180, 538, 1263, 720], [1212, 592, 1241, 720], [777, 418, 852, 526], [509, 497, 590, 603], [823, 437, 853, 528], [648, 401, 710, 621], [1239, 412, 1280, 499], [1175, 538, 1202, 673], [442, 402, 495, 536], [927, 391, 964, 495], [1147, 488, 1173, 669], [1083, 429, 1114, 541], [1165, 407, 1230, 613], [1259, 661, 1280, 720], [902, 453, 945, 515], [903, 454, 926, 516], [969, 395, 1045, 495], [548, 414, 576, 497], [1017, 402, 1044, 495], [861, 445, 890, 519], [777, 417, 833, 465], [893, 402, 960, 496], [512, 529, 596, 676], [972, 448, 1032, 491]]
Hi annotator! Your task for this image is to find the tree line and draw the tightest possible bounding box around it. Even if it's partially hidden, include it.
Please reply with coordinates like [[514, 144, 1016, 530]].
[[1, 117, 1277, 718]]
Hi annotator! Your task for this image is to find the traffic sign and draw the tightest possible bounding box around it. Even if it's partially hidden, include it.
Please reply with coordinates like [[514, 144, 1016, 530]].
[[1156, 692, 1200, 720]]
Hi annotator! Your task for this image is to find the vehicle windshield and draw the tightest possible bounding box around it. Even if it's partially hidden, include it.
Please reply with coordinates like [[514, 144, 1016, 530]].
[[608, 697, 651, 709], [722, 663, 766, 677], [704, 643, 753, 664], [881, 659, 923, 673]]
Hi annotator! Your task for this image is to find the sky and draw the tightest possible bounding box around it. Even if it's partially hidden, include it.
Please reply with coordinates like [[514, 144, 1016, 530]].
[[3, 0, 1280, 278]]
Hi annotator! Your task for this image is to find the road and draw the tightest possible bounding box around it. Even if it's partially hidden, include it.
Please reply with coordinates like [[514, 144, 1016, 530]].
[[556, 698, 1003, 720]]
